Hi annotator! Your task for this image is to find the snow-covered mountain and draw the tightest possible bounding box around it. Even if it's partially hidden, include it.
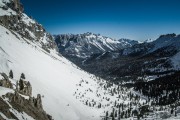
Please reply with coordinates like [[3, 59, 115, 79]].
[[0, 0, 114, 119], [0, 14, 159, 120], [54, 32, 138, 58], [0, 0, 152, 120], [0, 24, 108, 120], [1, 0, 180, 120], [0, 0, 56, 52], [123, 33, 180, 56], [60, 32, 180, 84]]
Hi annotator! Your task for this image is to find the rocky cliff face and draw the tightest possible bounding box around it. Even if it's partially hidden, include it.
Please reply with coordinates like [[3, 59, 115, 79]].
[[0, 0, 57, 52]]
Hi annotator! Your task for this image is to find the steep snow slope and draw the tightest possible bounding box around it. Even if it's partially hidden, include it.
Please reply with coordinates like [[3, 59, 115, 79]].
[[1, 24, 152, 120], [0, 25, 106, 120], [1, 24, 139, 120], [0, 1, 131, 119], [1, 17, 180, 120]]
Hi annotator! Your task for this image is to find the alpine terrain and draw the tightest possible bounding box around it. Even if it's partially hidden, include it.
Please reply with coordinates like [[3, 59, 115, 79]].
[[0, 0, 180, 120]]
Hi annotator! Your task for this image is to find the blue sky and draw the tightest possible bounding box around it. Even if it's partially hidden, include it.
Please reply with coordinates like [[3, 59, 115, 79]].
[[21, 0, 180, 41]]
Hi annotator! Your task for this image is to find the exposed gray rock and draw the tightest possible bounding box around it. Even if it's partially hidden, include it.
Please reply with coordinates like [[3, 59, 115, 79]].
[[36, 94, 43, 110], [4, 91, 53, 120], [0, 97, 18, 119], [17, 79, 32, 96], [0, 73, 13, 89], [28, 94, 43, 111], [1, 73, 9, 80], [0, 0, 57, 52]]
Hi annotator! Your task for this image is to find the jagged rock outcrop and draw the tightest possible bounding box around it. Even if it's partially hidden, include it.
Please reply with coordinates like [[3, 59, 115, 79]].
[[0, 97, 18, 120], [36, 94, 43, 110], [0, 71, 53, 119], [0, 0, 57, 52], [17, 79, 32, 96], [3, 91, 53, 120], [0, 73, 13, 89], [29, 94, 43, 111]]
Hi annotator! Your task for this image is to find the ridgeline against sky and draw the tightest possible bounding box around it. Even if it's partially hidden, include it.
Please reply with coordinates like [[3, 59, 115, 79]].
[[21, 0, 180, 41]]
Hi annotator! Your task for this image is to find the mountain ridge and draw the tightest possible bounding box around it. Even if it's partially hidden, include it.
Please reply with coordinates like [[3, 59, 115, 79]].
[[1, 0, 180, 120], [57, 32, 180, 82], [54, 32, 139, 58]]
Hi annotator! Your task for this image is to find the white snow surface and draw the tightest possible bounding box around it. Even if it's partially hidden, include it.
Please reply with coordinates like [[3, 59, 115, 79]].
[[0, 86, 13, 96], [21, 13, 36, 26], [0, 74, 3, 79], [0, 25, 108, 120], [0, 7, 16, 16]]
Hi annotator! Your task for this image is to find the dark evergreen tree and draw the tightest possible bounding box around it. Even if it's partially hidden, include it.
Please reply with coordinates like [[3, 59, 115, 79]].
[[19, 79, 24, 90], [20, 73, 25, 79], [115, 110, 117, 117], [105, 111, 108, 120], [9, 70, 13, 79]]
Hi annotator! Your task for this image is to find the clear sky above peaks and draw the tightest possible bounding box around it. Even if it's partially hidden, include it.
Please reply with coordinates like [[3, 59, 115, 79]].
[[21, 0, 180, 41]]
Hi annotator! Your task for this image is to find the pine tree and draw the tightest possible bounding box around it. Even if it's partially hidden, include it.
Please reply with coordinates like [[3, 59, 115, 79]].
[[118, 105, 121, 120], [20, 73, 25, 79], [19, 79, 24, 90], [114, 110, 117, 117], [171, 108, 174, 114], [105, 111, 109, 120], [9, 70, 13, 79]]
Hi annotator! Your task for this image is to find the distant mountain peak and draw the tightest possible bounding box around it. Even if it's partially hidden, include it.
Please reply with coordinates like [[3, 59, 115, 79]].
[[144, 38, 154, 43], [54, 33, 139, 58], [159, 33, 176, 39]]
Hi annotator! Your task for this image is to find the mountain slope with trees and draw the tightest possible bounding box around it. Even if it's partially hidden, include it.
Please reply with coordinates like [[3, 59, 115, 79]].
[[1, 0, 180, 120]]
